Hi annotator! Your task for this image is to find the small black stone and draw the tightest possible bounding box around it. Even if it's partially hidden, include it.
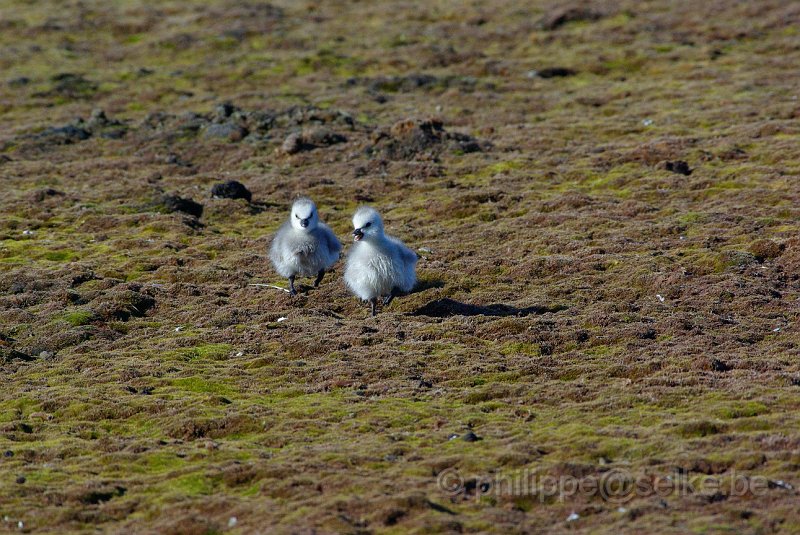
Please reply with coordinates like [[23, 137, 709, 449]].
[[710, 358, 731, 372], [161, 195, 203, 218], [4, 450, 13, 457], [15, 476, 26, 484], [214, 102, 236, 120], [10, 282, 25, 294], [35, 124, 91, 144], [462, 431, 482, 442], [535, 67, 577, 78], [211, 180, 252, 202], [639, 328, 657, 340], [665, 160, 692, 176]]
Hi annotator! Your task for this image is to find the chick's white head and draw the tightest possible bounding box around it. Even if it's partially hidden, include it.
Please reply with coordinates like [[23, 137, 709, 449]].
[[291, 197, 318, 231], [352, 206, 384, 242]]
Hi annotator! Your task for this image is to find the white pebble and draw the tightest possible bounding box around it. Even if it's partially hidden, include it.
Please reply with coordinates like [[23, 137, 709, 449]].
[[228, 517, 238, 527], [773, 327, 781, 332], [22, 230, 34, 236], [642, 118, 654, 126], [656, 294, 665, 302], [277, 317, 287, 322], [174, 326, 183, 332], [567, 512, 579, 522]]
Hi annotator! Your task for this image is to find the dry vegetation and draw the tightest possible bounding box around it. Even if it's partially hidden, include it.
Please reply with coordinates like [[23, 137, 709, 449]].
[[1, 0, 800, 533]]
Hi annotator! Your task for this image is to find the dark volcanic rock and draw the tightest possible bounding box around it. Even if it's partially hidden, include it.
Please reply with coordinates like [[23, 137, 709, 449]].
[[213, 102, 237, 121], [34, 125, 91, 145], [161, 195, 203, 218], [204, 122, 248, 141], [22, 110, 127, 147], [532, 67, 577, 78], [462, 431, 482, 442], [665, 160, 692, 175], [211, 180, 252, 202], [710, 358, 732, 372], [0, 347, 35, 363]]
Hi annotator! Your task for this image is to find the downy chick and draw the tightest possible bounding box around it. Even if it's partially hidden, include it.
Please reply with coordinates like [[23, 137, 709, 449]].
[[269, 196, 341, 295], [344, 206, 417, 315]]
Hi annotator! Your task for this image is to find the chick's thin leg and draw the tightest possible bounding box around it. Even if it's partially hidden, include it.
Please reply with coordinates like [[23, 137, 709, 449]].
[[370, 298, 378, 317], [313, 269, 325, 288], [383, 287, 400, 306], [288, 275, 297, 296]]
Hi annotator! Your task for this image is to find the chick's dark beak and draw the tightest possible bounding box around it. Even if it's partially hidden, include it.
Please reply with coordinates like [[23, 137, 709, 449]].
[[353, 228, 364, 241], [300, 218, 309, 228]]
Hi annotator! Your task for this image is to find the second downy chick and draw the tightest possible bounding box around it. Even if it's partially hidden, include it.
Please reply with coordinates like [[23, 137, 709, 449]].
[[344, 206, 417, 315]]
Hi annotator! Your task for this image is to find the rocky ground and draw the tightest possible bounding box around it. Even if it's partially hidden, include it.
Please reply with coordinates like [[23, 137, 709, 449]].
[[1, 0, 800, 533]]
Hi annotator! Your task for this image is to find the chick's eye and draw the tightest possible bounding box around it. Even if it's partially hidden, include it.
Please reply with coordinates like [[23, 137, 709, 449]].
[[365, 222, 372, 228], [295, 214, 299, 218]]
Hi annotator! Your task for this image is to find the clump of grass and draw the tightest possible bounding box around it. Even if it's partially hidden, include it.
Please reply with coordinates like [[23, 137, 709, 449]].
[[166, 344, 233, 361], [716, 402, 768, 419], [500, 342, 540, 356], [171, 377, 235, 396], [677, 420, 727, 438], [44, 250, 77, 262], [59, 309, 95, 326]]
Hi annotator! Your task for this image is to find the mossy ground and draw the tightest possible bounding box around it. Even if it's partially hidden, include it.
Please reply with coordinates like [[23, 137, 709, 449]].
[[1, 0, 800, 533]]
